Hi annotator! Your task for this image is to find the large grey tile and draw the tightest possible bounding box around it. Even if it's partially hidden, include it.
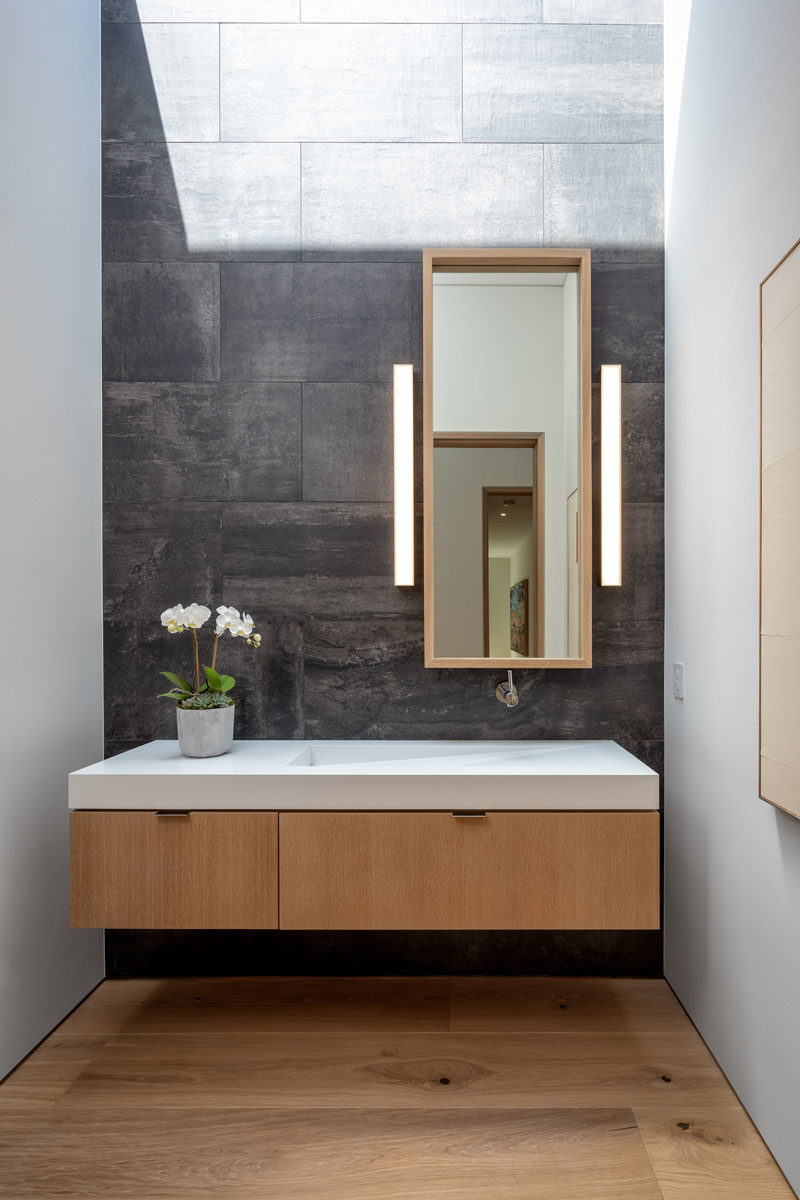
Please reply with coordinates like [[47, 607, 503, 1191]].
[[545, 144, 663, 262], [234, 619, 305, 740], [103, 502, 222, 612], [103, 144, 301, 262], [592, 501, 664, 626], [104, 383, 302, 501], [591, 262, 664, 385], [103, 0, 297, 18], [220, 24, 461, 142], [302, 144, 543, 261], [302, 616, 662, 741], [592, 619, 662, 667], [102, 23, 218, 142], [302, 0, 542, 19], [220, 263, 422, 383], [103, 263, 220, 382], [544, 0, 661, 20], [302, 383, 393, 501], [103, 500, 224, 741], [626, 502, 664, 623], [463, 24, 662, 143], [104, 618, 183, 744], [222, 503, 422, 618]]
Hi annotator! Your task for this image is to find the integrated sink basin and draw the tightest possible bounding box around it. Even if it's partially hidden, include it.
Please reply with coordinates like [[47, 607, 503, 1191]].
[[69, 739, 658, 812]]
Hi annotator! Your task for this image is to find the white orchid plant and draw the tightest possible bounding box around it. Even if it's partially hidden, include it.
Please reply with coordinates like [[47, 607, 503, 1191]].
[[158, 603, 261, 709]]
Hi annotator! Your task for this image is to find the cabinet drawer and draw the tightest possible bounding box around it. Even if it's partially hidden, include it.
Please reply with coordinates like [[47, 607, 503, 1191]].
[[279, 811, 659, 930], [70, 811, 278, 929]]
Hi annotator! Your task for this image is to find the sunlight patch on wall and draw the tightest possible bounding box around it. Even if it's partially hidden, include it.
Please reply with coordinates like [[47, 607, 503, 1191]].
[[164, 143, 301, 255]]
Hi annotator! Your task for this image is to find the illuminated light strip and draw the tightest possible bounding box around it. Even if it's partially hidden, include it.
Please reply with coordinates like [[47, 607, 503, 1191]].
[[393, 364, 415, 586], [600, 364, 622, 587]]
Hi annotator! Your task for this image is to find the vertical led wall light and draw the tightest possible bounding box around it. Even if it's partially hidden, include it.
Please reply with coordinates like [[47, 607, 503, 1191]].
[[600, 364, 622, 586], [393, 364, 415, 586]]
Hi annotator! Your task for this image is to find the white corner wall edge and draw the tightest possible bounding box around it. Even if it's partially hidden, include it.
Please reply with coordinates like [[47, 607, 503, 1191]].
[[665, 0, 800, 1191], [0, 3, 104, 1081]]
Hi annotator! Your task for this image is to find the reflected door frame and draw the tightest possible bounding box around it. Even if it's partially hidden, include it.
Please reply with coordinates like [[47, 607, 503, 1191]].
[[482, 481, 543, 659], [432, 435, 544, 658]]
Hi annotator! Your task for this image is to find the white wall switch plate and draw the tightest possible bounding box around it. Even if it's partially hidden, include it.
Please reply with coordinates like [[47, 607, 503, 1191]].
[[672, 662, 685, 700]]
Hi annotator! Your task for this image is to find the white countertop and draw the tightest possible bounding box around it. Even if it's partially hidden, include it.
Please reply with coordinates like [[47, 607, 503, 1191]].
[[69, 739, 659, 811]]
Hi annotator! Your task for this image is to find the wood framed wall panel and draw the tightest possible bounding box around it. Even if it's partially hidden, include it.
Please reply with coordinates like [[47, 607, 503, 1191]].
[[760, 238, 800, 818], [279, 811, 660, 931], [70, 811, 279, 929]]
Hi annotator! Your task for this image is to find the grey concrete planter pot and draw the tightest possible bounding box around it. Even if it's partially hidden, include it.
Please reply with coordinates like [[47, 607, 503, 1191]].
[[176, 704, 235, 758]]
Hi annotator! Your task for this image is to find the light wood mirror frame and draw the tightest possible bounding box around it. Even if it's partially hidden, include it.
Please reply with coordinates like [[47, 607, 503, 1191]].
[[423, 248, 592, 670]]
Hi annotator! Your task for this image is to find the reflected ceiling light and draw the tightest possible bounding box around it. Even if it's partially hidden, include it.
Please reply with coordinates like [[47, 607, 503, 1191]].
[[393, 364, 415, 587], [600, 364, 622, 587]]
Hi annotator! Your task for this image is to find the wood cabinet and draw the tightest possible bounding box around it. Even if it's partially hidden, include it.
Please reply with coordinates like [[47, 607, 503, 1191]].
[[279, 811, 659, 931], [70, 809, 659, 931], [70, 811, 278, 929]]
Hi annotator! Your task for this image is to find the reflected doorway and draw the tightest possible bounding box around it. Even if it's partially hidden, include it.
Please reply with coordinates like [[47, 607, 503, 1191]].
[[482, 479, 544, 659]]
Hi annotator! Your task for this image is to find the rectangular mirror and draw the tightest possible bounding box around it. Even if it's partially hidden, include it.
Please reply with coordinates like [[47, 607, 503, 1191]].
[[423, 249, 591, 668]]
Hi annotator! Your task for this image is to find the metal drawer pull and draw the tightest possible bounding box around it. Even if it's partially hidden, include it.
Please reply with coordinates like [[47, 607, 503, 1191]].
[[155, 810, 190, 817], [451, 811, 487, 818]]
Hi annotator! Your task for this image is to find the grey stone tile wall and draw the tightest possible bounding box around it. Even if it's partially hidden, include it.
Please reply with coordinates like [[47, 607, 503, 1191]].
[[103, 1, 299, 19], [220, 24, 463, 143], [301, 144, 545, 260], [463, 24, 662, 144], [103, 143, 301, 261], [301, 1, 544, 22], [220, 263, 423, 382], [102, 22, 219, 142], [102, 6, 664, 975]]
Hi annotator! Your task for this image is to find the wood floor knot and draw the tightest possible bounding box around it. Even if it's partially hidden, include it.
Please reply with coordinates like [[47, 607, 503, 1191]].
[[360, 1057, 493, 1091], [675, 1120, 736, 1148]]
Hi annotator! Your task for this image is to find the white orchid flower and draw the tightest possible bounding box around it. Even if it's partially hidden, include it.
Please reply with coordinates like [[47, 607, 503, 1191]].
[[182, 603, 211, 629], [160, 604, 185, 634], [215, 605, 241, 636], [228, 612, 255, 639]]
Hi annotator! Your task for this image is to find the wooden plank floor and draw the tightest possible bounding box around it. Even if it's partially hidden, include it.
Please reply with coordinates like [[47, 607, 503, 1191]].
[[0, 978, 793, 1199]]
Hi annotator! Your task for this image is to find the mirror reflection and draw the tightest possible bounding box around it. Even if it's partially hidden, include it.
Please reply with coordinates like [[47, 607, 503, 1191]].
[[426, 256, 589, 665]]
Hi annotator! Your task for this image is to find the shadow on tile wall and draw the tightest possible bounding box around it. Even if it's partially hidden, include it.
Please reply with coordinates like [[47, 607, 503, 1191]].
[[101, 1, 664, 976]]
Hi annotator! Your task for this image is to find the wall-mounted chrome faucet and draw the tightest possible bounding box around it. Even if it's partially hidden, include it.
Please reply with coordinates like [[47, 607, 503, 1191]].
[[495, 670, 519, 708]]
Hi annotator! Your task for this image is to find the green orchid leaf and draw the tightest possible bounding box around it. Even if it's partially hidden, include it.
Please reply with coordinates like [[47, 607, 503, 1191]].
[[157, 690, 188, 701], [203, 665, 222, 690], [160, 671, 193, 694], [218, 674, 235, 693]]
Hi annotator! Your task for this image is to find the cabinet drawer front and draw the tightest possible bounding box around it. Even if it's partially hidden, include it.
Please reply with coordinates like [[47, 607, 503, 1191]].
[[70, 811, 278, 929], [279, 811, 659, 931]]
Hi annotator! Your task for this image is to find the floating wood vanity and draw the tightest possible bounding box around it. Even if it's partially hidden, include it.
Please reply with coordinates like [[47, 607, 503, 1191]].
[[69, 740, 660, 933]]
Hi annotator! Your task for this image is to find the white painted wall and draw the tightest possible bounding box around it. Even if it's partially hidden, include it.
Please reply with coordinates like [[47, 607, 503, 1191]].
[[664, 0, 800, 1189], [432, 276, 565, 435], [0, 2, 104, 1079]]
